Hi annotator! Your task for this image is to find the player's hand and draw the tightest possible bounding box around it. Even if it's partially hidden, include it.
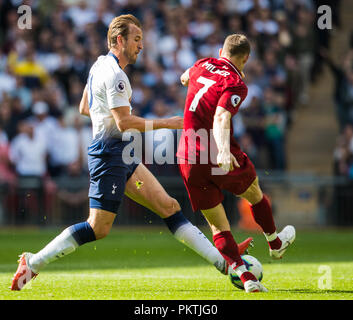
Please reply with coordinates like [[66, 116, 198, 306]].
[[217, 152, 240, 172], [168, 116, 184, 129], [181, 77, 189, 87], [180, 69, 190, 87]]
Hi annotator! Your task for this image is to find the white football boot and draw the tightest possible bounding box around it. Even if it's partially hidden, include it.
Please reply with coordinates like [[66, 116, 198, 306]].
[[244, 280, 268, 293], [269, 225, 296, 259]]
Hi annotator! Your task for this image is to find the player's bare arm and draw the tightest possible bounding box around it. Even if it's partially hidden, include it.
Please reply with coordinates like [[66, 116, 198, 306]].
[[79, 85, 90, 117], [111, 106, 183, 132], [213, 106, 239, 172], [180, 68, 190, 87]]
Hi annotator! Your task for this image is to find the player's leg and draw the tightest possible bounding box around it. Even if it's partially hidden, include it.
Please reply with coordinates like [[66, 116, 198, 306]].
[[124, 163, 180, 217], [238, 176, 295, 258], [124, 163, 231, 274], [11, 206, 117, 290], [28, 207, 116, 271], [201, 203, 267, 292], [238, 176, 278, 241], [87, 207, 116, 240], [200, 202, 254, 254]]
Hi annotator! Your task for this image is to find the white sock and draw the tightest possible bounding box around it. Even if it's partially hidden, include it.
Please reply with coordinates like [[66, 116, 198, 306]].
[[173, 223, 224, 269], [28, 227, 79, 273]]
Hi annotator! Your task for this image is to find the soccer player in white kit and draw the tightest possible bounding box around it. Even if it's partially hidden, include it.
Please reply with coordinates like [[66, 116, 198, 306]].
[[11, 14, 252, 291]]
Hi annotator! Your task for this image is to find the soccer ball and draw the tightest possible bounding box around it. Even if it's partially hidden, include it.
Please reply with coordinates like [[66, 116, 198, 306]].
[[229, 255, 263, 290]]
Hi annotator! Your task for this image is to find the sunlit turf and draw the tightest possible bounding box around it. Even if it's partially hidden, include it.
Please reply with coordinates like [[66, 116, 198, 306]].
[[0, 227, 352, 300]]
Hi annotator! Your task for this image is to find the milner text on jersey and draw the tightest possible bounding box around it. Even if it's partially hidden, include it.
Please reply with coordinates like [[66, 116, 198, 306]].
[[201, 61, 231, 77]]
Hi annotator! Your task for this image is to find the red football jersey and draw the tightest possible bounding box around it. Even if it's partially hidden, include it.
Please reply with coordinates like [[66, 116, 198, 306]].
[[177, 57, 248, 164]]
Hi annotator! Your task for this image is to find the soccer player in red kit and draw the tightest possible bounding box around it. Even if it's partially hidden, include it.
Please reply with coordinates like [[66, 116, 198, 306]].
[[177, 34, 296, 292]]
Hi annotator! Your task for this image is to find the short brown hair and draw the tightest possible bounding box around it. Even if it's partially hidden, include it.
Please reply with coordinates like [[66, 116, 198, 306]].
[[107, 14, 142, 49], [222, 34, 250, 58]]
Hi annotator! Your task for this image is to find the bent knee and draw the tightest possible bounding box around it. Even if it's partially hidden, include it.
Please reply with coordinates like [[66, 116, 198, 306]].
[[239, 177, 263, 205], [87, 220, 111, 240], [93, 227, 110, 240], [87, 208, 115, 240], [157, 197, 181, 218]]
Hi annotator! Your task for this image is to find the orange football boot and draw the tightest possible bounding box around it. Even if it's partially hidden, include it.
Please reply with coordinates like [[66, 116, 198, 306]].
[[239, 237, 254, 255], [11, 253, 37, 291]]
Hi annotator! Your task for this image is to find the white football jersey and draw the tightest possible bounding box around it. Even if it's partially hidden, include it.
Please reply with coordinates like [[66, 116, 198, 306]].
[[87, 52, 132, 141]]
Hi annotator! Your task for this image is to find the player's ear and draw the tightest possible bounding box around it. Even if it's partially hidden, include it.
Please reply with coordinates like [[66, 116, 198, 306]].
[[219, 48, 222, 57], [116, 34, 125, 47]]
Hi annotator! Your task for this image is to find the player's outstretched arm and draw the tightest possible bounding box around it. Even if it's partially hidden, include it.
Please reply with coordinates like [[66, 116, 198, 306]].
[[180, 68, 190, 87], [79, 85, 90, 117], [111, 107, 183, 132], [213, 106, 239, 172]]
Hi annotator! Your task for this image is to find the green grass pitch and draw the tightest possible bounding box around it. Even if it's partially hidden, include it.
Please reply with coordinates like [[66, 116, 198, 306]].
[[0, 227, 352, 300]]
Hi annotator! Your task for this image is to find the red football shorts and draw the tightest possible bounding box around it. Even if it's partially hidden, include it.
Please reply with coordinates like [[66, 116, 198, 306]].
[[178, 152, 257, 212]]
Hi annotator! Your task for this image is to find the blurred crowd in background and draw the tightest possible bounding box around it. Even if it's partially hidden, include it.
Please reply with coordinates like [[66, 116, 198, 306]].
[[0, 0, 344, 191], [329, 39, 353, 178]]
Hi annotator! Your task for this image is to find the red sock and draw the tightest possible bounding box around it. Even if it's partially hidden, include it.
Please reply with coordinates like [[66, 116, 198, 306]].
[[268, 237, 282, 250], [250, 194, 276, 234], [251, 195, 282, 250], [240, 271, 257, 283], [213, 231, 243, 268], [213, 231, 257, 284]]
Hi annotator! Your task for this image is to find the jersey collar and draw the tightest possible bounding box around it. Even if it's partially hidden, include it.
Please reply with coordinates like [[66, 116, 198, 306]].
[[108, 51, 121, 69], [219, 57, 243, 78]]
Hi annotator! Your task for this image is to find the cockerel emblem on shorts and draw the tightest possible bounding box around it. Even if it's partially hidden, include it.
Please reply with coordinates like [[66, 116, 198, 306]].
[[112, 183, 117, 194]]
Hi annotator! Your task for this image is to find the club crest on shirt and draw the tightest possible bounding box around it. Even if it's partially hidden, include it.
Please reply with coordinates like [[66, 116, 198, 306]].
[[231, 94, 241, 107], [116, 80, 126, 93]]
